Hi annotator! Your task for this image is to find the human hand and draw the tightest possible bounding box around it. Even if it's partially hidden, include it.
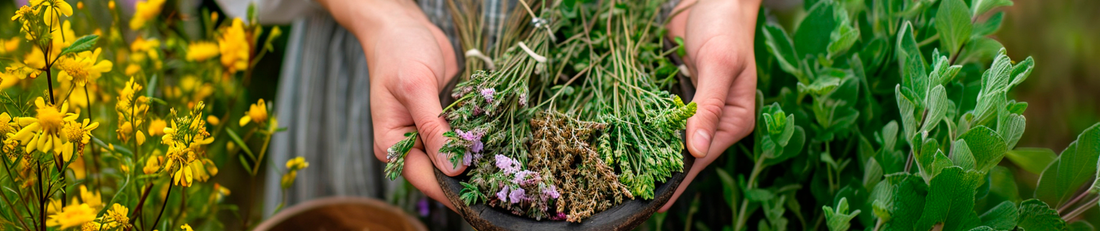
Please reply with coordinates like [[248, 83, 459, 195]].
[[317, 0, 464, 210], [660, 0, 761, 212]]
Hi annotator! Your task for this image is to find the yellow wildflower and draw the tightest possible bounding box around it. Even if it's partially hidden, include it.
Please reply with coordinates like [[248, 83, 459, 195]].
[[58, 48, 113, 86], [218, 19, 249, 73], [213, 183, 231, 201], [62, 118, 99, 156], [281, 171, 297, 189], [161, 104, 215, 187], [104, 203, 129, 228], [31, 0, 74, 27], [186, 42, 219, 61], [76, 1, 83, 10], [80, 221, 102, 231], [282, 157, 308, 188], [149, 119, 167, 136], [69, 157, 86, 179], [239, 99, 268, 126], [129, 0, 165, 29], [47, 203, 95, 230], [181, 224, 194, 231], [1, 37, 19, 53], [107, 0, 114, 10], [206, 115, 220, 126], [0, 112, 13, 135], [11, 97, 78, 158], [143, 155, 160, 174], [287, 156, 309, 171], [125, 64, 140, 75], [78, 185, 103, 210], [117, 77, 149, 144]]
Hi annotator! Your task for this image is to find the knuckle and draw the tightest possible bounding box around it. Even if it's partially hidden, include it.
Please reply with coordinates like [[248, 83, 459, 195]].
[[394, 63, 439, 94]]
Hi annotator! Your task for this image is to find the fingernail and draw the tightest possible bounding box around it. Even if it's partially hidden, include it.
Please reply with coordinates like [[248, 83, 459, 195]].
[[692, 130, 710, 158]]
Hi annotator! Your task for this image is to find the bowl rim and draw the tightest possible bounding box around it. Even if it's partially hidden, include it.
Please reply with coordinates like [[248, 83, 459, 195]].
[[435, 43, 697, 230]]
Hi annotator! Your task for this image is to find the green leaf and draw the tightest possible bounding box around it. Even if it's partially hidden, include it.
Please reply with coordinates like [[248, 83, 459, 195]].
[[921, 85, 950, 132], [1016, 199, 1066, 231], [997, 113, 1026, 150], [226, 129, 256, 159], [915, 167, 983, 231], [935, 0, 973, 57], [959, 126, 1008, 174], [238, 154, 253, 174], [1008, 56, 1035, 89], [764, 24, 804, 79], [887, 174, 928, 230], [971, 0, 1013, 17], [745, 188, 776, 202], [929, 55, 963, 87], [870, 180, 895, 221], [59, 35, 100, 56], [827, 11, 861, 57], [957, 37, 1004, 64], [823, 197, 862, 231], [1035, 123, 1100, 207], [1005, 148, 1056, 175], [979, 201, 1018, 230], [717, 168, 739, 209], [766, 127, 806, 165], [896, 22, 927, 100], [973, 12, 1004, 37], [795, 1, 839, 58], [932, 150, 954, 178], [1066, 221, 1096, 231], [916, 139, 941, 181], [896, 86, 919, 142], [950, 140, 976, 170], [988, 166, 1021, 202]]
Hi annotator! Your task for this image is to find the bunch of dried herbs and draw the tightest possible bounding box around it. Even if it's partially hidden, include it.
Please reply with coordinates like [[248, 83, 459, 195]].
[[383, 0, 695, 223]]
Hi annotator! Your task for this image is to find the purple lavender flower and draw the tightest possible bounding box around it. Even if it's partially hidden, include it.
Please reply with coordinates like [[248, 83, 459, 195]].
[[543, 185, 560, 199], [417, 198, 430, 217], [509, 187, 527, 203], [463, 151, 474, 166], [512, 170, 540, 186], [480, 88, 496, 103], [552, 212, 567, 221], [497, 187, 510, 203], [470, 140, 484, 153], [495, 155, 519, 174]]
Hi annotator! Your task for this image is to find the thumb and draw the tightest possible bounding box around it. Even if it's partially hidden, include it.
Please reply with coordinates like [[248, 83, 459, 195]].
[[393, 67, 467, 176], [686, 49, 740, 158]]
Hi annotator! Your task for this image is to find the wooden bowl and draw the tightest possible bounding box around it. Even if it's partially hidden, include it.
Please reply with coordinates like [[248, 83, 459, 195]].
[[436, 44, 697, 230], [254, 197, 427, 231]]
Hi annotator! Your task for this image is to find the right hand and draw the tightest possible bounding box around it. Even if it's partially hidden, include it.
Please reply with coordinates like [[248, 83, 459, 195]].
[[318, 0, 465, 211]]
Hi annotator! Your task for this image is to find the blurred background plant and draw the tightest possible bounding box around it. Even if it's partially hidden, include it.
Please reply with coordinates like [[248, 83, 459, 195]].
[[0, 0, 301, 230]]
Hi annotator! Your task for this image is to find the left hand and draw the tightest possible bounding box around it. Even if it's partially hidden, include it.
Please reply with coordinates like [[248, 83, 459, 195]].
[[661, 0, 762, 212]]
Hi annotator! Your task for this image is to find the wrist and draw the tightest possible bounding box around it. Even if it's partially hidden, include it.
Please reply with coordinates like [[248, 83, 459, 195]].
[[316, 0, 428, 47]]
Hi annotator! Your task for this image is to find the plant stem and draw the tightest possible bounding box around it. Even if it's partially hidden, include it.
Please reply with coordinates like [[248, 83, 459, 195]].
[[150, 183, 173, 231], [129, 183, 154, 229], [734, 156, 769, 231], [1061, 195, 1100, 221], [1059, 191, 1092, 214]]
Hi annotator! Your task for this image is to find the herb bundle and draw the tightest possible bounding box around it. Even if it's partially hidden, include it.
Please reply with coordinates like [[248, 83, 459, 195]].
[[383, 0, 695, 223]]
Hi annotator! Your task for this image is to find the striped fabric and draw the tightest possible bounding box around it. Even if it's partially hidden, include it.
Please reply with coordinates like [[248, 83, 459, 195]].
[[260, 0, 680, 221]]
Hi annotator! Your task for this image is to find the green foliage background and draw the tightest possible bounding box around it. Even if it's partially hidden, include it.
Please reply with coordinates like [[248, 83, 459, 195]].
[[646, 0, 1100, 231]]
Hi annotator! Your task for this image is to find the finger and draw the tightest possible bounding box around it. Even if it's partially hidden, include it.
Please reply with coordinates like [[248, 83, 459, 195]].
[[390, 63, 467, 176], [403, 148, 456, 211], [685, 37, 742, 158], [371, 89, 416, 162], [707, 63, 758, 156], [659, 141, 722, 212]]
